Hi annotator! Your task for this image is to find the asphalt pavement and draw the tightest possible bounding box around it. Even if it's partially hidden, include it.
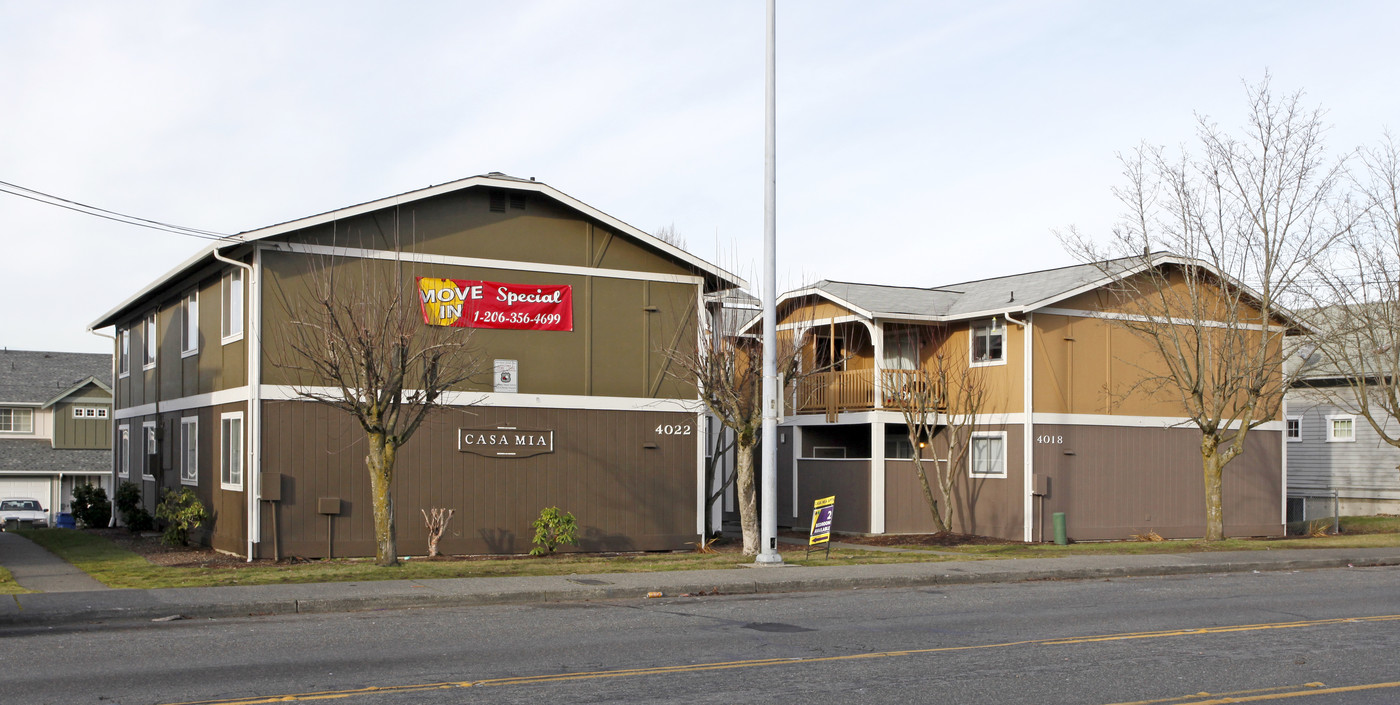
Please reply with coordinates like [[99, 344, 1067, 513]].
[[4, 530, 1400, 629]]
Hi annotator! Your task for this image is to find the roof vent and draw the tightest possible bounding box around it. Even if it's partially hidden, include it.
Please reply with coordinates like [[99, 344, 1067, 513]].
[[489, 191, 506, 213], [510, 193, 526, 210]]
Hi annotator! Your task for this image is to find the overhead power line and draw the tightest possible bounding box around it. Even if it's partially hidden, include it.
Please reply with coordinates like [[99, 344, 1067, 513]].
[[0, 179, 234, 242]]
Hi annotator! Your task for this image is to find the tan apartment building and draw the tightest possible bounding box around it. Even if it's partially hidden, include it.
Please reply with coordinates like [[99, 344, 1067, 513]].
[[90, 173, 742, 559], [759, 255, 1288, 542]]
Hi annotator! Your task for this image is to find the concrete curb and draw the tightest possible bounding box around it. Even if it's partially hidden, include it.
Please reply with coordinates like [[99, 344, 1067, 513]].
[[5, 548, 1400, 629]]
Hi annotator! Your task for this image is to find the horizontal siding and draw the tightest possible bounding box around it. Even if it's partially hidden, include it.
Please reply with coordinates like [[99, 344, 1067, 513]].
[[1287, 390, 1400, 498]]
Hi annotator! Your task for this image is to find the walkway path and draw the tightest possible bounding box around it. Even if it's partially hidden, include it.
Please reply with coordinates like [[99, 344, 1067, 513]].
[[0, 530, 108, 593]]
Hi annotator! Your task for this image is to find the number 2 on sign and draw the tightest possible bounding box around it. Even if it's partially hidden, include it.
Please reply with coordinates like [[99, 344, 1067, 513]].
[[655, 424, 693, 435]]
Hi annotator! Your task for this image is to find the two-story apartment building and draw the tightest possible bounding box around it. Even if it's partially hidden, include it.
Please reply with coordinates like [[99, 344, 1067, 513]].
[[0, 349, 112, 515], [759, 255, 1288, 542], [89, 173, 742, 559]]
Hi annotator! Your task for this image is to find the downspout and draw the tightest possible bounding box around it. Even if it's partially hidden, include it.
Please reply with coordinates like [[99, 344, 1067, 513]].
[[1001, 310, 1034, 542], [90, 328, 117, 527], [213, 248, 260, 562]]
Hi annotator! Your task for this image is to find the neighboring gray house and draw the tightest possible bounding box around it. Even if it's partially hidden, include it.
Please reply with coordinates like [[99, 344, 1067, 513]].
[[0, 349, 113, 514]]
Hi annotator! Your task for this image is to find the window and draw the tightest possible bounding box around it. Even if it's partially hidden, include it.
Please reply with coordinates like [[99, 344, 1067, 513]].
[[142, 421, 158, 480], [971, 320, 1005, 366], [143, 312, 157, 369], [0, 408, 34, 433], [883, 327, 918, 370], [1286, 417, 1301, 442], [72, 407, 109, 419], [117, 425, 130, 478], [181, 291, 199, 356], [220, 412, 244, 490], [970, 432, 1007, 478], [180, 417, 198, 485], [886, 434, 915, 459], [814, 333, 847, 372], [222, 269, 244, 342], [118, 327, 130, 377], [1327, 415, 1356, 443]]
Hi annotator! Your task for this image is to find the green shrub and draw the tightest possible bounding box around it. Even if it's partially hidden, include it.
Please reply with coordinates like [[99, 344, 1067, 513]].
[[154, 487, 207, 547], [530, 506, 580, 557], [113, 481, 151, 531], [70, 484, 112, 528]]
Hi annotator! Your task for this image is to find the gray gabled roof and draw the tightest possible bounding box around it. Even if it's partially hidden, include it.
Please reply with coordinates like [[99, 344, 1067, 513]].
[[0, 350, 112, 406], [0, 439, 110, 474], [785, 256, 1146, 324]]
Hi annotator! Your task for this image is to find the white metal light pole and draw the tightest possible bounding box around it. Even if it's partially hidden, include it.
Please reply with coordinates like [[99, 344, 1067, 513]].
[[756, 0, 783, 565]]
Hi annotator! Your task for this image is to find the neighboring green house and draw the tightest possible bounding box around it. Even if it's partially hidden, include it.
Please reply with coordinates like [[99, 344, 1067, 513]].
[[0, 349, 113, 516]]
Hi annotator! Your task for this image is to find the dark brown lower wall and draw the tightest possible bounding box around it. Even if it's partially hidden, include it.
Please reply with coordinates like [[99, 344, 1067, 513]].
[[795, 459, 870, 533], [1032, 424, 1282, 541], [883, 424, 1026, 540], [258, 401, 699, 558]]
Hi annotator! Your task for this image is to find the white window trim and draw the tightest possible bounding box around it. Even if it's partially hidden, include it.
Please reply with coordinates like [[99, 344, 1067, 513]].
[[181, 290, 200, 358], [969, 321, 1007, 368], [221, 269, 245, 344], [73, 406, 108, 419], [0, 407, 35, 434], [143, 312, 158, 370], [1326, 414, 1356, 443], [220, 411, 245, 491], [118, 328, 131, 378], [142, 421, 158, 480], [1286, 416, 1302, 443], [117, 425, 130, 478], [969, 431, 1008, 478], [180, 416, 199, 485]]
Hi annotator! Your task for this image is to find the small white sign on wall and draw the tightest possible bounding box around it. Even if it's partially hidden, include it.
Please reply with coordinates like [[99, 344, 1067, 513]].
[[494, 359, 518, 394]]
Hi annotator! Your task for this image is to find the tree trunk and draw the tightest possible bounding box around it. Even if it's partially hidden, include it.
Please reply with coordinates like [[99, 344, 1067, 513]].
[[912, 456, 948, 533], [1201, 435, 1225, 541], [735, 442, 759, 556], [366, 433, 399, 566]]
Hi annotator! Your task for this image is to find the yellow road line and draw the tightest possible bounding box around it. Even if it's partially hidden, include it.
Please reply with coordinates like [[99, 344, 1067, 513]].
[[160, 614, 1400, 705], [1107, 680, 1400, 704]]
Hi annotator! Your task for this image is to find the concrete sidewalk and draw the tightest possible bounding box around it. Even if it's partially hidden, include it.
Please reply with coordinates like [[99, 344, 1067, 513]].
[[4, 542, 1400, 629], [0, 531, 107, 594]]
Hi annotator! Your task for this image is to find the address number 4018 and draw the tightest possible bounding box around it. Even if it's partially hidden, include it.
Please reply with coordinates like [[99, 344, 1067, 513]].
[[656, 424, 693, 435]]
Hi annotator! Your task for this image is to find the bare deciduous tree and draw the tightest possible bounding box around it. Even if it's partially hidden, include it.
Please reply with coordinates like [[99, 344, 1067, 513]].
[[422, 507, 455, 558], [1061, 75, 1344, 540], [890, 331, 988, 534], [1303, 136, 1400, 449], [272, 246, 484, 566]]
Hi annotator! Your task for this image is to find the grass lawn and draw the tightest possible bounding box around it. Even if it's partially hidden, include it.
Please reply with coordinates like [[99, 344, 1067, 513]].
[[14, 516, 1400, 591], [15, 529, 941, 590]]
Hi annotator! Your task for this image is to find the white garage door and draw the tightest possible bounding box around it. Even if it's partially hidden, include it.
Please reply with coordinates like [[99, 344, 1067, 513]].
[[0, 477, 55, 509]]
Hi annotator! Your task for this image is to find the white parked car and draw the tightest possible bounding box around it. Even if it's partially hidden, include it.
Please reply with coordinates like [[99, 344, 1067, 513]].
[[0, 498, 49, 528]]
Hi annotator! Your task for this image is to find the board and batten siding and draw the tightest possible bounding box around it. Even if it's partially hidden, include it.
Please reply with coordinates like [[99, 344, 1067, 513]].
[[1287, 388, 1400, 504]]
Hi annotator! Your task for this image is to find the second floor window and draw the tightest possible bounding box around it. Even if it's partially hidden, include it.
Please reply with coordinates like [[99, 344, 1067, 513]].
[[144, 312, 157, 369], [222, 269, 244, 342], [182, 291, 199, 356], [971, 320, 1005, 365], [0, 408, 33, 433], [1327, 415, 1356, 443], [118, 328, 130, 377]]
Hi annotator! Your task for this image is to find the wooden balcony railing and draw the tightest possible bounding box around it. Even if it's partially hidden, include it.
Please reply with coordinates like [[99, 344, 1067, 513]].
[[792, 368, 943, 420]]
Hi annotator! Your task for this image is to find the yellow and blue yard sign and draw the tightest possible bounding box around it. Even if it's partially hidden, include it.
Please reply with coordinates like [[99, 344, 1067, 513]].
[[807, 496, 836, 558]]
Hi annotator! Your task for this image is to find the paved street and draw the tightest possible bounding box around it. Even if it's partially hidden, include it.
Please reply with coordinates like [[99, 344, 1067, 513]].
[[5, 565, 1399, 704]]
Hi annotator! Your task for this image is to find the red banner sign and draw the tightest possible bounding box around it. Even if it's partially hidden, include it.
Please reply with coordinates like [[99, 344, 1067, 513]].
[[417, 277, 573, 331]]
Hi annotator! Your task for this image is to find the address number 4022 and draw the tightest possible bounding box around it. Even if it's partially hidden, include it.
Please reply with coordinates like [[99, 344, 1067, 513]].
[[656, 424, 694, 435]]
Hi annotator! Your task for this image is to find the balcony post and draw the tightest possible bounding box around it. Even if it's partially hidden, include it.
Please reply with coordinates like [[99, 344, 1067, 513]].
[[872, 320, 884, 409]]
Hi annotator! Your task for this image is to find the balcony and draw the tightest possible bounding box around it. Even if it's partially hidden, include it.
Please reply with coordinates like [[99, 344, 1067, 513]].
[[792, 369, 941, 420]]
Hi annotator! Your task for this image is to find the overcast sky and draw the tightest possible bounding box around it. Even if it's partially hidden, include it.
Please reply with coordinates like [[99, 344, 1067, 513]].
[[3, 0, 1397, 354]]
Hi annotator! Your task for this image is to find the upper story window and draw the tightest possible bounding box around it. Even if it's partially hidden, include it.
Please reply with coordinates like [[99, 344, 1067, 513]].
[[0, 408, 34, 433], [181, 290, 199, 356], [1286, 417, 1301, 442], [72, 407, 109, 419], [222, 268, 244, 343], [883, 328, 918, 370], [814, 332, 847, 372], [118, 327, 130, 377], [143, 312, 157, 369], [970, 319, 1005, 366], [1326, 415, 1356, 443]]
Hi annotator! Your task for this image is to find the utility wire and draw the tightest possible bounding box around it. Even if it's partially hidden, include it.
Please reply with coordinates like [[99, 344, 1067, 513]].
[[0, 179, 235, 242]]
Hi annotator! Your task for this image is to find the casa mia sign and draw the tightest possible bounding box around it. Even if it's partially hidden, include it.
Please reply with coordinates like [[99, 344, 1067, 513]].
[[458, 427, 555, 458], [417, 277, 573, 332]]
